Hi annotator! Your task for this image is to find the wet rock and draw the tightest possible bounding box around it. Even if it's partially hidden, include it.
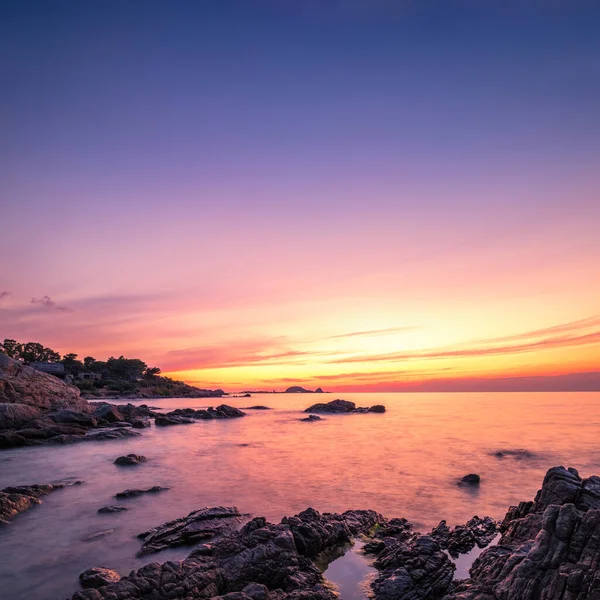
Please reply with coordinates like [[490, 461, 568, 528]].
[[431, 516, 497, 557], [131, 418, 151, 428], [0, 430, 28, 448], [0, 483, 64, 524], [155, 414, 195, 426], [83, 529, 114, 542], [304, 399, 386, 414], [164, 404, 246, 421], [213, 404, 246, 418], [97, 505, 128, 514], [441, 466, 600, 600], [243, 406, 271, 410], [79, 567, 121, 589], [80, 427, 140, 442], [71, 516, 337, 600], [460, 474, 481, 485], [372, 535, 455, 600], [115, 486, 169, 499], [301, 415, 322, 422], [137, 506, 247, 555], [114, 453, 147, 466]]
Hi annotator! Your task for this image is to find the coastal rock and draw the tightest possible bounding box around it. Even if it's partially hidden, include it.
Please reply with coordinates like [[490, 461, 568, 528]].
[[301, 415, 322, 422], [114, 453, 147, 466], [440, 466, 600, 600], [137, 506, 247, 555], [431, 516, 497, 557], [131, 418, 151, 428], [372, 535, 456, 600], [0, 403, 41, 429], [0, 483, 64, 524], [242, 406, 271, 410], [155, 414, 196, 426], [97, 505, 128, 514], [79, 567, 121, 589], [0, 353, 88, 412], [49, 409, 99, 428], [115, 486, 169, 499], [164, 405, 246, 421], [92, 404, 124, 423], [304, 399, 386, 415]]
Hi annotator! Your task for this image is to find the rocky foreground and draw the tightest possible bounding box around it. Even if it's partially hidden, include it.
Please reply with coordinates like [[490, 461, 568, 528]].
[[69, 466, 600, 600], [0, 354, 246, 448]]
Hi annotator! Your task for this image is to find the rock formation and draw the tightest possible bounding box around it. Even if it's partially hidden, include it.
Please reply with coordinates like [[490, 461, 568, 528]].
[[304, 399, 386, 414], [0, 483, 72, 524]]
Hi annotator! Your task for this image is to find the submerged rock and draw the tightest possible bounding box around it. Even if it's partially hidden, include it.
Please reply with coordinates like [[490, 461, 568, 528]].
[[459, 474, 481, 485], [114, 453, 147, 466], [155, 414, 195, 426], [137, 506, 247, 555], [115, 486, 169, 499], [242, 405, 271, 410], [79, 567, 121, 589], [301, 414, 322, 422], [304, 399, 386, 414], [97, 505, 128, 514]]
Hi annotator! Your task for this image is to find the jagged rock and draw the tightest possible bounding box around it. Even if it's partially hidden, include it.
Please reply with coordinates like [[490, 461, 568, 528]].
[[79, 567, 121, 588], [0, 483, 64, 524], [301, 415, 322, 422], [431, 516, 497, 557], [137, 506, 247, 555], [0, 403, 41, 429], [97, 505, 128, 514], [114, 453, 147, 466], [71, 517, 337, 600], [304, 399, 386, 414], [115, 486, 169, 499], [0, 430, 27, 448], [373, 535, 456, 600], [441, 466, 600, 600]]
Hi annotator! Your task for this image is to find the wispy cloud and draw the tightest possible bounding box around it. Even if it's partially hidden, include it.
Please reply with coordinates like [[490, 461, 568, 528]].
[[0, 291, 9, 301], [329, 316, 600, 365], [31, 295, 73, 313], [327, 326, 418, 339]]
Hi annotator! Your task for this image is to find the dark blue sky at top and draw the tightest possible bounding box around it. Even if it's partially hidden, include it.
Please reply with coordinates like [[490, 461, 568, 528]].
[[2, 1, 600, 223]]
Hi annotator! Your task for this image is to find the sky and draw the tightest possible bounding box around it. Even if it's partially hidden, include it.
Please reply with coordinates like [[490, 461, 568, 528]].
[[1, 1, 599, 392]]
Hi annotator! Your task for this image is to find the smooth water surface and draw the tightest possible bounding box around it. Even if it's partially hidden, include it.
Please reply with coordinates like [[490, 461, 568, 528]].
[[1, 392, 599, 600]]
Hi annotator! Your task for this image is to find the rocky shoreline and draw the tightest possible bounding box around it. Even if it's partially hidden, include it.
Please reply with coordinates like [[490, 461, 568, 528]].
[[61, 466, 600, 600]]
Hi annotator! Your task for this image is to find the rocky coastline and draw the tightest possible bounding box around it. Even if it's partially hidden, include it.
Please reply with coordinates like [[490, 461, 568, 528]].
[[60, 465, 600, 600]]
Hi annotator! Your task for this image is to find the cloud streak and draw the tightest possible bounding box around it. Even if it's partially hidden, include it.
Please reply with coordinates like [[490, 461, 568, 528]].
[[31, 295, 73, 312], [327, 326, 419, 339]]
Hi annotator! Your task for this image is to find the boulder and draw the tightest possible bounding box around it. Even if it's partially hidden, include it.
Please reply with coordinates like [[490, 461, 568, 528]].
[[79, 567, 121, 589], [0, 354, 88, 412], [48, 410, 98, 428], [301, 414, 322, 422], [155, 414, 195, 426], [460, 473, 481, 485], [92, 404, 124, 423], [113, 454, 147, 466], [368, 405, 386, 413], [131, 418, 151, 428]]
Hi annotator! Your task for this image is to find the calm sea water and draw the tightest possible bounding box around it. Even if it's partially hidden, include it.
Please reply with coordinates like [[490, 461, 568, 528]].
[[1, 392, 599, 600]]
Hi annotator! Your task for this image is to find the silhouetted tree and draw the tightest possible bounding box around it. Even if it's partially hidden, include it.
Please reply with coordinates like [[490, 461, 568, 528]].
[[0, 339, 23, 358], [20, 342, 61, 364]]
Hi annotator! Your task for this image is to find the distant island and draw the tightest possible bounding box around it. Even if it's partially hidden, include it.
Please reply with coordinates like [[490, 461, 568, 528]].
[[242, 386, 327, 394], [0, 339, 224, 399]]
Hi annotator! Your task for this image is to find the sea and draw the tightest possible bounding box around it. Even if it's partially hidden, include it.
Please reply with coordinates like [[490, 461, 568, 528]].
[[1, 392, 599, 600]]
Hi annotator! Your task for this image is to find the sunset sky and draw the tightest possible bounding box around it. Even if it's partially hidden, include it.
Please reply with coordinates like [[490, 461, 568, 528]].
[[1, 1, 599, 391]]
